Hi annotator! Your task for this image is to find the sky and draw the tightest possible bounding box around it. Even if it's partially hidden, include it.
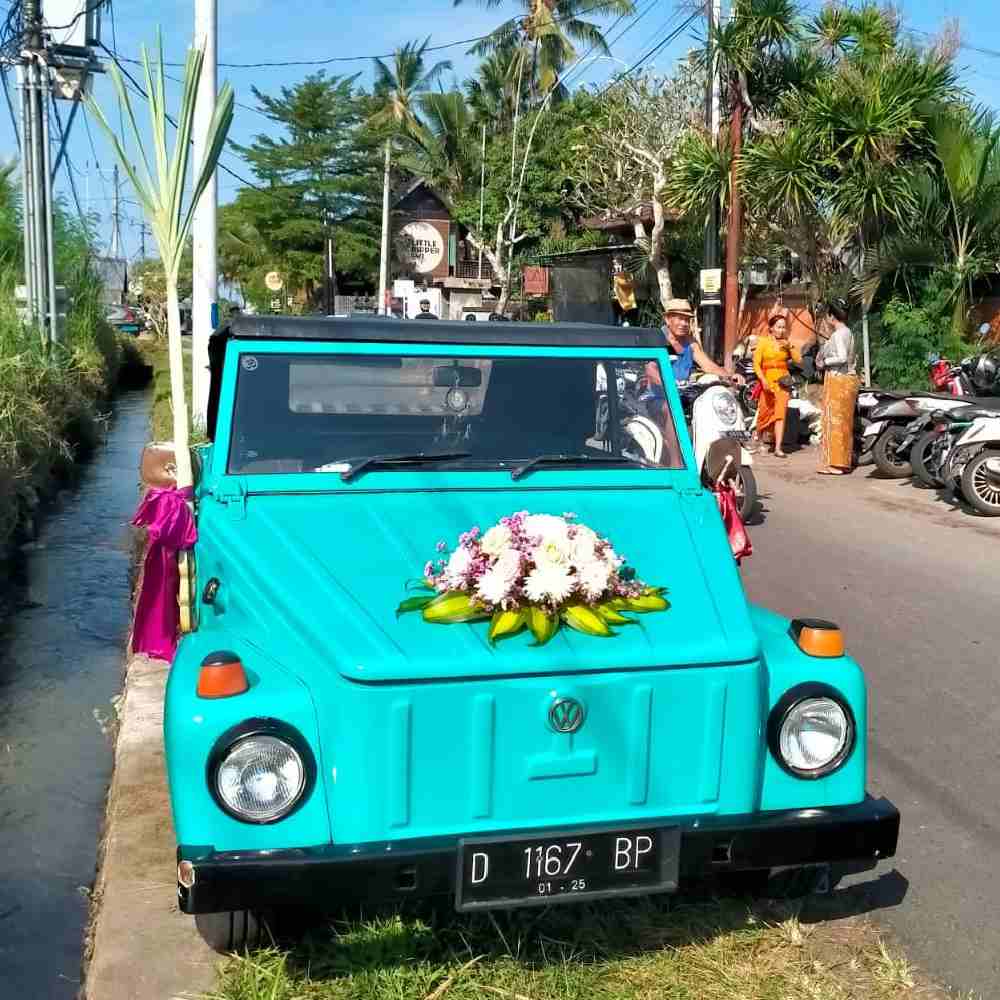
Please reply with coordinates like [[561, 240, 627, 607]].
[[3, 0, 999, 263]]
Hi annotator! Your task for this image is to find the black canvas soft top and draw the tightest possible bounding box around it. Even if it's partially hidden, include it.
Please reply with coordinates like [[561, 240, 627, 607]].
[[226, 314, 663, 349]]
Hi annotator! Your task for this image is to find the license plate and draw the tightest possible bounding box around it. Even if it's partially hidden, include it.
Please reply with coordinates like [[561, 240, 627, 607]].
[[724, 430, 750, 442], [455, 825, 680, 911]]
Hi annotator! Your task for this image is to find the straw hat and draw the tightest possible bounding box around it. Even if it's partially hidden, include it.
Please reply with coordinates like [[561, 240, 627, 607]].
[[664, 298, 694, 318]]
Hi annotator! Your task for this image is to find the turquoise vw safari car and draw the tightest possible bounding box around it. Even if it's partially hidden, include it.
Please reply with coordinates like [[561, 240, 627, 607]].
[[166, 316, 898, 945]]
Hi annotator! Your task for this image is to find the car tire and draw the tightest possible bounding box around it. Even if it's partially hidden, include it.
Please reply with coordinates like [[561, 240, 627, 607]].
[[961, 448, 1000, 516], [872, 426, 911, 478], [911, 430, 945, 488], [195, 909, 267, 954], [736, 466, 757, 521]]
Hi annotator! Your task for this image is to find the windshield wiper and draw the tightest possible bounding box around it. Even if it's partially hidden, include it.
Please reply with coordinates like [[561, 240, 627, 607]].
[[510, 453, 650, 481], [340, 451, 471, 482]]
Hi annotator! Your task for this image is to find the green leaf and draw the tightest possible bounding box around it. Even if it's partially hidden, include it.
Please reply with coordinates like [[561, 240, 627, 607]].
[[595, 603, 634, 625], [404, 578, 435, 592], [488, 608, 527, 644], [622, 594, 671, 613], [422, 591, 488, 624], [528, 606, 559, 646], [561, 604, 614, 637], [396, 595, 434, 618]]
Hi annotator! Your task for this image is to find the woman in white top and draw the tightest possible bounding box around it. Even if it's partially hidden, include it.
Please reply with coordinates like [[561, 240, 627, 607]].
[[816, 300, 858, 476]]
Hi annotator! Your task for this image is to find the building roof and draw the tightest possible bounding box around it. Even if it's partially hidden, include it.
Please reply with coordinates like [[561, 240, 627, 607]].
[[226, 314, 662, 348], [581, 203, 684, 231]]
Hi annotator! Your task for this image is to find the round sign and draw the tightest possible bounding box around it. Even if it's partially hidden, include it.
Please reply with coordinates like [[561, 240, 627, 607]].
[[397, 222, 444, 275], [265, 271, 284, 292]]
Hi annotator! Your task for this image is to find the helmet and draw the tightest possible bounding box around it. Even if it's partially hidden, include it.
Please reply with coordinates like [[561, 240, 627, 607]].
[[972, 353, 999, 392]]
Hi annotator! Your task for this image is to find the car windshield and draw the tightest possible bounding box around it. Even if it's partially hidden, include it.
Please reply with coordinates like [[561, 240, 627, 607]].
[[226, 352, 684, 475]]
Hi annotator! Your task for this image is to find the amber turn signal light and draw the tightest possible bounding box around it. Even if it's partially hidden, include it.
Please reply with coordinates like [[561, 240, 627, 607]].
[[197, 651, 249, 698], [790, 618, 844, 658]]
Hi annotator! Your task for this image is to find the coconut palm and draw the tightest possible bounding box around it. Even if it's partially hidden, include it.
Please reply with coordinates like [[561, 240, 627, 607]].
[[456, 0, 635, 98], [863, 108, 1000, 334], [88, 35, 234, 488], [465, 48, 529, 130], [370, 39, 452, 314]]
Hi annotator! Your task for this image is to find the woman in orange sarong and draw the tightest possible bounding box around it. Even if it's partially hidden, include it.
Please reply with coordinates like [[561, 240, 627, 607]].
[[753, 313, 794, 457]]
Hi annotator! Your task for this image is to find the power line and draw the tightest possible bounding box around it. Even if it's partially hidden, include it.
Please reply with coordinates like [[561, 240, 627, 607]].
[[97, 41, 270, 196], [41, 0, 104, 34], [107, 0, 633, 69], [50, 93, 88, 231], [560, 0, 662, 90]]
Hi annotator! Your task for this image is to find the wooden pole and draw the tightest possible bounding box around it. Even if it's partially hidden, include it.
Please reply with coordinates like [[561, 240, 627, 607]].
[[723, 81, 743, 362]]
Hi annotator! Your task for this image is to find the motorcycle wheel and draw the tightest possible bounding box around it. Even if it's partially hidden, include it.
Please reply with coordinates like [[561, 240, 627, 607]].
[[911, 430, 945, 488], [736, 466, 757, 521], [961, 449, 1000, 516], [739, 384, 758, 418], [872, 425, 912, 478]]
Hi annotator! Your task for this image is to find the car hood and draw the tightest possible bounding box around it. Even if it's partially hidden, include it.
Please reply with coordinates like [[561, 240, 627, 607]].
[[201, 485, 759, 683]]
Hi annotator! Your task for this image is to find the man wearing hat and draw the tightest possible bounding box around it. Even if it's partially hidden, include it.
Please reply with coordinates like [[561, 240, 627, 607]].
[[660, 299, 735, 383]]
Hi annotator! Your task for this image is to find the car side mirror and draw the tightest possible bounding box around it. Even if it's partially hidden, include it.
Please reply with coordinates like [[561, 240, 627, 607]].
[[433, 364, 482, 388]]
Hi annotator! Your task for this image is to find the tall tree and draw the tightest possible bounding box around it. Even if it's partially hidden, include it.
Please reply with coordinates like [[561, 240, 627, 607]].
[[370, 39, 452, 313], [89, 36, 233, 486], [456, 0, 635, 98], [863, 108, 1000, 334], [571, 65, 704, 308], [230, 73, 380, 306]]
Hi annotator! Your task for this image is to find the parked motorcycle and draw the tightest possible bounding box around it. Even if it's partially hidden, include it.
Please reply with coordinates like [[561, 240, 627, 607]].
[[678, 377, 757, 521], [943, 409, 1000, 515], [866, 393, 988, 478]]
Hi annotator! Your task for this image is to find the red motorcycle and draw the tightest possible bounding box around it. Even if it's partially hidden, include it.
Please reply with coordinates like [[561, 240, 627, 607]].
[[929, 355, 973, 395]]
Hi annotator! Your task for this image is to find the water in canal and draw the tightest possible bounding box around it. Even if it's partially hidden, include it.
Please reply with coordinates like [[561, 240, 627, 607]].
[[0, 390, 150, 998]]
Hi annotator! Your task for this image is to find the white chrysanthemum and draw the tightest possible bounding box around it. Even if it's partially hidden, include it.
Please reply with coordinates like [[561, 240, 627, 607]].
[[523, 514, 570, 543], [476, 566, 514, 605], [578, 559, 612, 600], [569, 526, 599, 566], [535, 536, 572, 567], [494, 548, 522, 580], [480, 524, 512, 557], [444, 546, 473, 587], [524, 564, 575, 604]]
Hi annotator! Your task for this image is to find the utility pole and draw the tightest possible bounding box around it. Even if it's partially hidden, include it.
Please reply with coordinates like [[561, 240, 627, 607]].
[[377, 139, 391, 315], [324, 229, 336, 315], [699, 0, 723, 364], [722, 76, 744, 360], [192, 0, 218, 426], [478, 123, 486, 279], [110, 163, 120, 258]]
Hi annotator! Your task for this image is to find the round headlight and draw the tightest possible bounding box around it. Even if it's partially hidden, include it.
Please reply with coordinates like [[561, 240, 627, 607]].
[[777, 696, 852, 776], [712, 391, 739, 427], [215, 735, 305, 822]]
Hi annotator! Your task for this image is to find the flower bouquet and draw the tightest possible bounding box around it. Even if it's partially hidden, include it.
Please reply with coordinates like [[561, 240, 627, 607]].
[[397, 512, 669, 645]]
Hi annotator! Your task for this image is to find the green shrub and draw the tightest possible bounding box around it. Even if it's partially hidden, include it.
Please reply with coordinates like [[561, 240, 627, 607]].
[[870, 277, 975, 390]]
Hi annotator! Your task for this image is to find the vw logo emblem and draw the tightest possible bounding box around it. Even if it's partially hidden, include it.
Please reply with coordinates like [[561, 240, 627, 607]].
[[549, 697, 585, 734]]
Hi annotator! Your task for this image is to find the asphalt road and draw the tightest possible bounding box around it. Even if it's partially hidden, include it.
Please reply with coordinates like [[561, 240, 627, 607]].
[[741, 451, 1000, 997]]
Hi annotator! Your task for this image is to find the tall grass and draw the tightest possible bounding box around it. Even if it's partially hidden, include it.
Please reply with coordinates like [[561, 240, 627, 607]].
[[0, 161, 130, 549]]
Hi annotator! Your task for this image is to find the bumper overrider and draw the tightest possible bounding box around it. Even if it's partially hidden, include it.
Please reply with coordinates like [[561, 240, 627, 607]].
[[177, 796, 899, 914]]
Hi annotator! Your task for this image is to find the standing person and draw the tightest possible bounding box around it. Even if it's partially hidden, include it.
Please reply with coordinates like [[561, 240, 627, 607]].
[[753, 312, 794, 457], [816, 299, 859, 476]]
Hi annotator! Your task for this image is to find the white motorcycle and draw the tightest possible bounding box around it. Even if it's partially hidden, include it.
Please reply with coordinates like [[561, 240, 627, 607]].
[[943, 410, 1000, 515], [679, 376, 757, 520]]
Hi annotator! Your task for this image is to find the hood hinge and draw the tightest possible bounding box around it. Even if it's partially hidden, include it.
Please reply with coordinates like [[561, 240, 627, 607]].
[[213, 478, 247, 519]]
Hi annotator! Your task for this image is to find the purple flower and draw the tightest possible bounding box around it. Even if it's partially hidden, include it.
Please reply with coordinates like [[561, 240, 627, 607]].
[[436, 541, 447, 553]]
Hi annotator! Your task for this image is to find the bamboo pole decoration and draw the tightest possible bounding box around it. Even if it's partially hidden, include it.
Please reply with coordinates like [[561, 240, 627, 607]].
[[87, 33, 234, 489]]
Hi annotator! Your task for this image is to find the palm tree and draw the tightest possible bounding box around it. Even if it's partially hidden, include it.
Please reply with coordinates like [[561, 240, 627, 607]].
[[863, 108, 1000, 334], [465, 48, 529, 130], [456, 0, 635, 98], [88, 35, 233, 488], [370, 39, 452, 314]]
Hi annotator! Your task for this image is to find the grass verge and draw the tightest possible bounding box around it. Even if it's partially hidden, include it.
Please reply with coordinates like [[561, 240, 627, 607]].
[[208, 897, 953, 1000]]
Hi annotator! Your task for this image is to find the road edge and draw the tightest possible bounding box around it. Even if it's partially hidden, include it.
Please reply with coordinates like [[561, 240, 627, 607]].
[[82, 655, 220, 1000]]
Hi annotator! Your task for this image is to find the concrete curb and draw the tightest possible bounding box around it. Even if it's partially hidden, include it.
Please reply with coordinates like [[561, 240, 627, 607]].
[[85, 657, 220, 1000]]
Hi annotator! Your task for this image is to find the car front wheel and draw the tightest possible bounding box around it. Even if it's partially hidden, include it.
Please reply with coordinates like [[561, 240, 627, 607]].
[[195, 909, 267, 954]]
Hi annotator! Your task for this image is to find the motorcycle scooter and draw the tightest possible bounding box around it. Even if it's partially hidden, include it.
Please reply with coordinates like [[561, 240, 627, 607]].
[[943, 409, 1000, 515], [678, 376, 757, 521]]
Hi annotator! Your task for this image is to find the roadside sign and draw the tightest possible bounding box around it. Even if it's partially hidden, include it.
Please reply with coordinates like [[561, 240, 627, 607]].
[[265, 271, 284, 292]]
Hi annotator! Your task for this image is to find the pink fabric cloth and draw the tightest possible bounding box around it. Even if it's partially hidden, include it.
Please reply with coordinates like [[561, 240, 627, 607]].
[[714, 484, 752, 564], [131, 486, 197, 661]]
